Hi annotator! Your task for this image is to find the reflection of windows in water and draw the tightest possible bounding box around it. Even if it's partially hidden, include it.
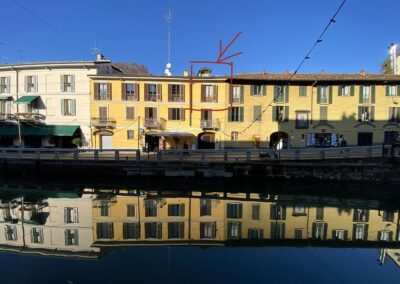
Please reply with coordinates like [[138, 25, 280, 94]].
[[293, 205, 306, 215], [379, 230, 392, 241], [200, 222, 216, 239], [313, 222, 324, 239], [200, 199, 212, 216], [354, 224, 365, 240], [382, 210, 394, 222], [354, 209, 368, 222], [5, 225, 17, 241], [333, 229, 346, 240], [294, 228, 303, 239], [270, 222, 285, 239], [270, 204, 286, 220], [228, 221, 242, 239], [248, 228, 263, 239], [227, 203, 243, 218]]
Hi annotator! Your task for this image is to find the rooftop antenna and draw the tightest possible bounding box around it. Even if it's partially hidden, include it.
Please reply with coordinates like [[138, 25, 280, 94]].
[[91, 40, 101, 58], [164, 8, 172, 76], [389, 43, 398, 74]]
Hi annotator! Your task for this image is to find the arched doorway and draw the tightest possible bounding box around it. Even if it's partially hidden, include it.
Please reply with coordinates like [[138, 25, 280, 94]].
[[94, 130, 114, 149], [197, 132, 216, 149], [269, 132, 289, 149]]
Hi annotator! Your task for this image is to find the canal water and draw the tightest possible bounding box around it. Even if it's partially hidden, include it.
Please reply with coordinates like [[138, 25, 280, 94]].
[[0, 182, 399, 284]]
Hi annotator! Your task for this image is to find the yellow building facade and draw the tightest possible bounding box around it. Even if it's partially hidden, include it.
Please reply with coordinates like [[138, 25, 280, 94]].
[[89, 72, 400, 149]]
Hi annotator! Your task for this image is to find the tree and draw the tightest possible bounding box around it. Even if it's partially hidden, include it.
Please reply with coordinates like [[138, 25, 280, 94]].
[[113, 61, 150, 75], [381, 56, 394, 74]]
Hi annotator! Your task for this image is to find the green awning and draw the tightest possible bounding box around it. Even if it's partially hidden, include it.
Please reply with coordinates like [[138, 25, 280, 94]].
[[0, 96, 12, 100], [14, 96, 39, 104], [0, 125, 80, 136]]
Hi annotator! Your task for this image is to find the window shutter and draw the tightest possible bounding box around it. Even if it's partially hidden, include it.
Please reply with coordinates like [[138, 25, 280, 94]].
[[281, 206, 286, 220], [181, 108, 185, 120], [273, 86, 278, 102], [181, 85, 185, 102], [109, 223, 114, 239], [107, 83, 112, 100], [328, 86, 333, 104], [157, 222, 162, 239], [239, 107, 244, 122], [359, 86, 363, 103], [323, 223, 328, 240], [270, 205, 276, 219], [71, 99, 76, 116], [94, 83, 99, 100], [238, 222, 242, 239], [338, 85, 343, 96], [180, 204, 185, 217], [389, 107, 394, 121], [371, 85, 376, 103], [64, 230, 69, 245], [201, 85, 206, 102], [214, 85, 218, 102], [240, 86, 244, 103], [250, 85, 255, 96], [272, 106, 277, 121], [317, 86, 321, 104], [135, 83, 140, 101], [358, 107, 362, 122], [370, 106, 375, 122], [71, 75, 75, 92], [284, 85, 289, 102], [228, 108, 232, 122], [168, 108, 172, 120], [122, 83, 126, 100], [397, 85, 400, 97], [350, 85, 355, 96], [64, 208, 68, 223], [364, 224, 369, 240], [365, 210, 370, 222], [34, 76, 38, 92], [157, 84, 162, 101], [61, 99, 65, 115], [238, 204, 243, 218], [262, 85, 266, 96], [24, 76, 28, 92], [343, 230, 348, 241], [168, 84, 172, 101], [60, 75, 65, 92], [386, 85, 390, 97], [284, 106, 289, 122], [144, 83, 149, 100]]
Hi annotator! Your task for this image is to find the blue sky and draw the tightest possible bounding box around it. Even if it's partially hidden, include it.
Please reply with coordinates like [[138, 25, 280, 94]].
[[0, 0, 398, 75]]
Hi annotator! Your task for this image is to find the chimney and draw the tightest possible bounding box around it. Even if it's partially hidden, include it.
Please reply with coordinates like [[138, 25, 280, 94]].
[[360, 70, 366, 76], [96, 53, 105, 61], [320, 70, 325, 75], [197, 67, 212, 77], [183, 70, 189, 77]]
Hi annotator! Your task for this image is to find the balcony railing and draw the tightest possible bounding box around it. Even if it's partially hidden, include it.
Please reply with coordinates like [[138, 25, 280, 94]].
[[0, 113, 16, 122], [144, 118, 166, 130], [91, 117, 117, 129], [15, 112, 45, 122], [200, 119, 220, 129]]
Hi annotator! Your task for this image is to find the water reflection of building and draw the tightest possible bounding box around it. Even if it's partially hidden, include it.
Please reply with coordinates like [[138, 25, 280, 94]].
[[90, 190, 400, 245], [0, 191, 100, 258]]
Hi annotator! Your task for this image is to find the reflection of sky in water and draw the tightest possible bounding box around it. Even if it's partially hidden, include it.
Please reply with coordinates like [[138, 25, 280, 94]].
[[0, 246, 399, 284]]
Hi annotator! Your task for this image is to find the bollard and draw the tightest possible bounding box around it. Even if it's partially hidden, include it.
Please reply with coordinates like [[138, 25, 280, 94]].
[[246, 151, 251, 161], [136, 150, 141, 161], [115, 150, 119, 161], [94, 150, 99, 160]]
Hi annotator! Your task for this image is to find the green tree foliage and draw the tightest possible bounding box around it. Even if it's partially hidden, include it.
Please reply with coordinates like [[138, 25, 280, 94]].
[[381, 56, 394, 74], [113, 61, 150, 75]]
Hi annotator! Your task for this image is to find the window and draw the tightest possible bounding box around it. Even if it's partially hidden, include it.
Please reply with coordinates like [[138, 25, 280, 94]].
[[270, 222, 285, 239], [0, 77, 10, 93], [339, 85, 352, 96], [358, 106, 374, 122], [360, 85, 375, 104], [169, 84, 184, 102], [64, 207, 78, 223], [296, 112, 309, 128], [232, 86, 243, 103], [123, 83, 139, 101], [353, 209, 368, 222], [168, 204, 185, 216], [312, 222, 326, 240], [96, 222, 114, 239], [201, 85, 218, 102], [25, 76, 38, 93], [5, 225, 17, 241], [127, 130, 134, 140], [30, 227, 44, 243], [228, 221, 242, 239], [60, 75, 75, 92], [294, 228, 303, 239], [251, 85, 266, 96], [168, 222, 184, 239], [144, 200, 158, 217], [64, 229, 79, 245], [200, 199, 212, 216], [200, 222, 216, 239], [248, 228, 263, 239], [253, 106, 262, 121], [389, 107, 400, 122], [99, 201, 109, 217], [95, 83, 111, 100], [320, 106, 328, 122], [316, 207, 324, 220], [145, 222, 162, 239], [126, 107, 135, 120], [168, 108, 185, 121], [382, 210, 394, 222], [227, 203, 242, 218], [299, 86, 307, 97], [228, 107, 244, 122], [274, 85, 288, 103], [386, 85, 398, 97], [332, 229, 347, 240], [145, 107, 157, 119], [317, 86, 331, 104], [353, 224, 367, 240], [61, 99, 76, 116], [127, 204, 136, 217], [272, 106, 288, 122], [252, 204, 260, 220], [231, 131, 238, 141], [270, 204, 286, 220], [123, 222, 140, 239]]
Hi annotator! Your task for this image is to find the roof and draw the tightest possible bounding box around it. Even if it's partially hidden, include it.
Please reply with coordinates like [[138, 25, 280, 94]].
[[0, 125, 80, 136], [0, 60, 114, 72]]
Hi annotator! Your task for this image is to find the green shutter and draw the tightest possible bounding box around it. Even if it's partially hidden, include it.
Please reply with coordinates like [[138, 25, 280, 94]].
[[371, 106, 375, 122], [240, 86, 244, 103], [71, 99, 76, 116], [386, 85, 390, 97], [281, 206, 286, 220], [273, 86, 278, 102], [323, 223, 328, 240], [358, 107, 362, 122], [284, 85, 289, 103], [71, 75, 75, 92], [272, 106, 277, 121], [284, 106, 289, 121], [371, 85, 376, 103], [239, 107, 244, 122], [60, 75, 65, 92], [317, 86, 321, 104], [328, 86, 333, 104], [61, 99, 65, 115], [359, 86, 363, 103], [364, 224, 369, 240], [338, 85, 343, 96], [397, 85, 400, 96], [228, 108, 232, 122], [350, 85, 355, 96], [262, 85, 266, 96]]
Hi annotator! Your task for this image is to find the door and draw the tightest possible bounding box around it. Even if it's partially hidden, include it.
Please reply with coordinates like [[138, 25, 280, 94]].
[[384, 131, 398, 145], [101, 135, 113, 149], [357, 132, 373, 146]]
